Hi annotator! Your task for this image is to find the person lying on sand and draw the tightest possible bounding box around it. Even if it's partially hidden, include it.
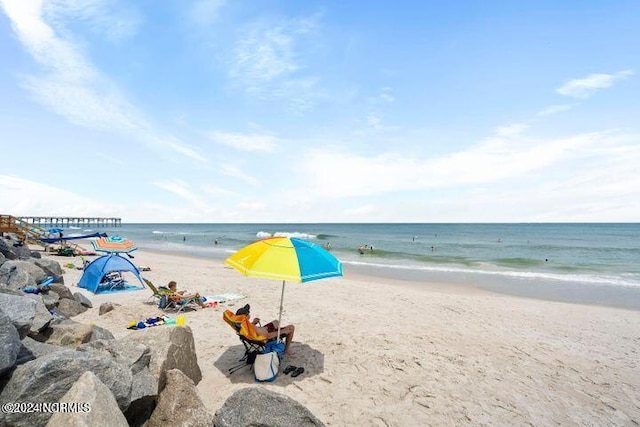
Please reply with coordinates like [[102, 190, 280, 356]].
[[167, 280, 207, 308], [236, 304, 296, 355]]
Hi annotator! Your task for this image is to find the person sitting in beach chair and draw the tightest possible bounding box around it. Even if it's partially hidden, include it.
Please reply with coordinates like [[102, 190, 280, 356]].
[[223, 307, 288, 373], [235, 304, 295, 355], [164, 280, 207, 310]]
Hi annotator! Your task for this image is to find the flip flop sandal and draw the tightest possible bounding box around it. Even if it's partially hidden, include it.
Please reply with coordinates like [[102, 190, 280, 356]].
[[283, 365, 297, 375], [291, 367, 305, 378]]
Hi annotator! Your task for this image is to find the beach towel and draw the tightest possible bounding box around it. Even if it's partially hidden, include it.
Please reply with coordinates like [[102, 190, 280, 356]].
[[203, 292, 247, 304]]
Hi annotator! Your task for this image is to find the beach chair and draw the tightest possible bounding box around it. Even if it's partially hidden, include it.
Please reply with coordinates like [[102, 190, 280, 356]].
[[163, 292, 201, 313], [223, 309, 279, 374], [143, 278, 169, 303], [100, 272, 126, 291]]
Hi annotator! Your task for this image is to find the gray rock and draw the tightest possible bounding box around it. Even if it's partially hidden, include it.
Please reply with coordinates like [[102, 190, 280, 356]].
[[0, 252, 5, 267], [16, 336, 65, 365], [73, 292, 93, 308], [50, 310, 69, 325], [147, 369, 212, 427], [56, 298, 88, 318], [0, 260, 47, 285], [42, 320, 94, 348], [29, 251, 42, 259], [13, 245, 33, 260], [0, 350, 132, 426], [89, 325, 115, 341], [99, 302, 115, 316], [78, 339, 151, 375], [0, 238, 17, 260], [32, 258, 63, 277], [0, 266, 33, 290], [0, 293, 36, 339], [78, 339, 156, 426], [46, 371, 129, 427], [41, 291, 60, 309], [0, 287, 23, 296], [24, 293, 53, 335], [124, 325, 202, 392], [0, 308, 21, 375], [125, 367, 159, 427], [49, 283, 74, 300], [16, 337, 65, 367], [214, 387, 325, 427]]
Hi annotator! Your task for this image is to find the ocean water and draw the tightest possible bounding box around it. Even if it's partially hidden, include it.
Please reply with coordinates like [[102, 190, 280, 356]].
[[72, 223, 640, 310]]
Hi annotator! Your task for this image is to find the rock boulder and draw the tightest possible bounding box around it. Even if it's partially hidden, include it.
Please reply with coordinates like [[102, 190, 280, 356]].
[[147, 369, 212, 427], [56, 298, 88, 318], [46, 371, 129, 427], [0, 350, 133, 426], [0, 260, 47, 285], [124, 326, 202, 392], [73, 292, 93, 308], [0, 308, 21, 375], [214, 387, 325, 427], [0, 293, 36, 339], [31, 258, 63, 277]]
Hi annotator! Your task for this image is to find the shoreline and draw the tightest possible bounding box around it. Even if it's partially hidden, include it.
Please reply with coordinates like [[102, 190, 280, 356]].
[[138, 246, 640, 312], [52, 248, 640, 426]]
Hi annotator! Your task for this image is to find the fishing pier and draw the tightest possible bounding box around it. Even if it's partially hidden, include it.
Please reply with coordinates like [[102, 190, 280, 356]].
[[18, 216, 122, 228]]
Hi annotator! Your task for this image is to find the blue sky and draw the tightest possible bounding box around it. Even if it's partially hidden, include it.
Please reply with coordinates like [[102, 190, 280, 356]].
[[0, 0, 638, 223]]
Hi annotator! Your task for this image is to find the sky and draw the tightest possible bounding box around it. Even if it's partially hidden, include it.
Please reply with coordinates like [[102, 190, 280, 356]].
[[0, 0, 639, 223]]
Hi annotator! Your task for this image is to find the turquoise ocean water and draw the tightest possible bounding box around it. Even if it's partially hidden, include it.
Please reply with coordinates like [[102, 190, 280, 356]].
[[69, 223, 640, 310]]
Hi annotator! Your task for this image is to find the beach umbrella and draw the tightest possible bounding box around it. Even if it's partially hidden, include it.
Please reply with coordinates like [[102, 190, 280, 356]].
[[47, 228, 63, 234], [224, 237, 343, 341], [91, 236, 138, 254]]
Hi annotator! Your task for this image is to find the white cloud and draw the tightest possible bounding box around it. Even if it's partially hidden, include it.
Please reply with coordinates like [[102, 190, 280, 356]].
[[43, 0, 141, 41], [495, 123, 528, 137], [153, 180, 199, 203], [233, 28, 298, 83], [536, 104, 574, 116], [236, 201, 266, 211], [0, 175, 124, 217], [201, 184, 236, 197], [344, 205, 375, 216], [0, 0, 205, 163], [208, 131, 278, 151], [153, 180, 222, 215], [218, 164, 261, 187], [379, 87, 394, 103], [229, 17, 321, 112], [557, 70, 633, 98], [291, 130, 625, 199]]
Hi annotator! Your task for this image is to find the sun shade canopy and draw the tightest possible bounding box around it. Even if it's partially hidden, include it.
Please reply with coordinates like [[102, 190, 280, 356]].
[[78, 254, 143, 294]]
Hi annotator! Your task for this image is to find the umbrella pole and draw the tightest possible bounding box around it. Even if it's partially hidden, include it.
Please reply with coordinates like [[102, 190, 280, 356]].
[[277, 280, 285, 344]]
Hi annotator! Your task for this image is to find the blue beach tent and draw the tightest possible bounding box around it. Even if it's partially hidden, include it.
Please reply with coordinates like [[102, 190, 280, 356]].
[[78, 254, 144, 294]]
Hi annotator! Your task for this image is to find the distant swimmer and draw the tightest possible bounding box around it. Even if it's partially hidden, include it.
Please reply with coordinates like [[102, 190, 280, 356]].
[[323, 242, 332, 250], [214, 239, 219, 245], [413, 236, 417, 242], [358, 245, 366, 254], [430, 246, 435, 252]]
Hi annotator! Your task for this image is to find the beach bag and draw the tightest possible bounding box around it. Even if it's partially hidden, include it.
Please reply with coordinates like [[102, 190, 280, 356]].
[[254, 352, 280, 382], [254, 341, 285, 382], [158, 294, 168, 309]]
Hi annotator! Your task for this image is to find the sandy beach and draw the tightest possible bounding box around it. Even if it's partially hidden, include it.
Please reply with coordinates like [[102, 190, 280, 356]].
[[54, 249, 640, 426]]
